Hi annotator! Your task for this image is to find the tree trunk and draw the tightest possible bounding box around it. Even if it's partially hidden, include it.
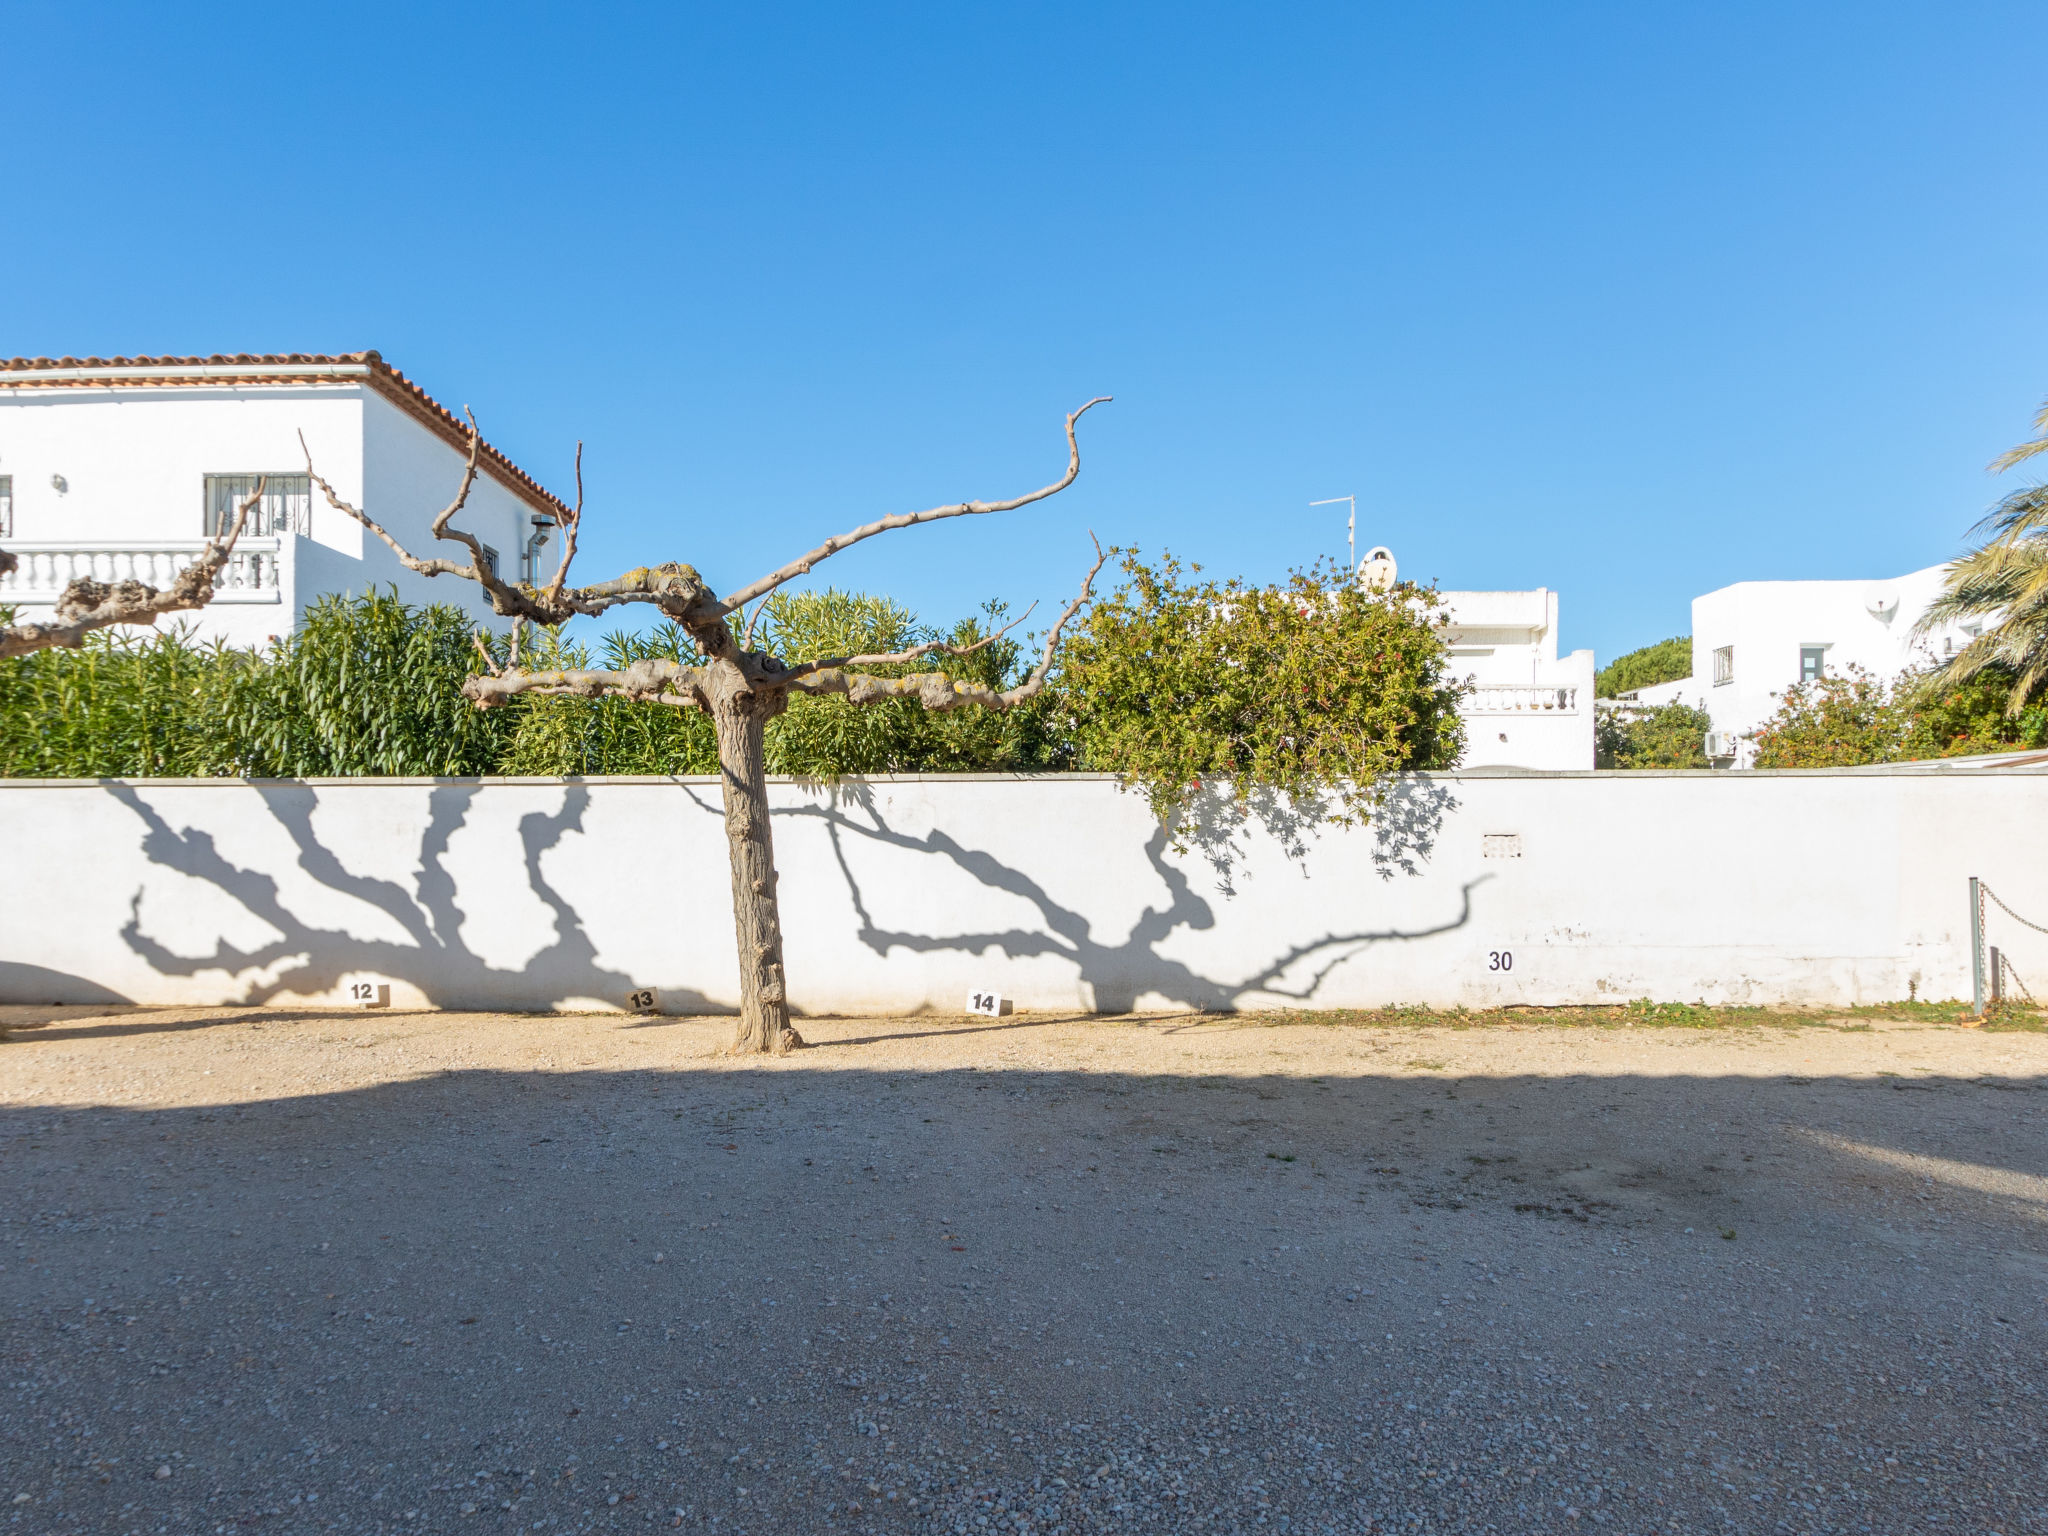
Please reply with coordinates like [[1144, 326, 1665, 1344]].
[[706, 664, 801, 1054]]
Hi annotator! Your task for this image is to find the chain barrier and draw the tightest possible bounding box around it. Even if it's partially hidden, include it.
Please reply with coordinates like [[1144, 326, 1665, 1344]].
[[1978, 882, 2046, 1008], [2001, 957, 2038, 1006], [1981, 883, 2048, 937]]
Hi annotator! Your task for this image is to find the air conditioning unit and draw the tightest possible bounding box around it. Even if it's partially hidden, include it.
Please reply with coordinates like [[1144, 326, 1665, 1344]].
[[1704, 731, 1736, 760]]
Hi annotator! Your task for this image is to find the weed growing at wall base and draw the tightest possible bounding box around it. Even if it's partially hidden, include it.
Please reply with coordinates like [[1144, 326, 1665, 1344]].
[[1238, 1000, 2002, 1030]]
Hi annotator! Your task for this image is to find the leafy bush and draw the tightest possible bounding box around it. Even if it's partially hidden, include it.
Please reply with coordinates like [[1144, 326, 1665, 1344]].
[[0, 588, 1079, 780], [1060, 550, 1465, 836], [1595, 636, 1691, 698], [1595, 701, 1711, 769], [498, 625, 719, 776], [217, 591, 519, 776], [1751, 663, 2048, 768], [1750, 667, 1903, 768], [758, 590, 1072, 778], [0, 617, 245, 778]]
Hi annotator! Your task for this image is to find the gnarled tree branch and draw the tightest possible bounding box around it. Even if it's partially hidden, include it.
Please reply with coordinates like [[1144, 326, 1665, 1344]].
[[716, 397, 1111, 616], [0, 481, 261, 660], [785, 534, 1106, 710], [303, 423, 719, 629], [778, 600, 1038, 683], [461, 655, 708, 710]]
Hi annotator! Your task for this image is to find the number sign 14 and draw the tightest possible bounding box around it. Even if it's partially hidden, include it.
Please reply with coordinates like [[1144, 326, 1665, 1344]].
[[964, 990, 1014, 1018]]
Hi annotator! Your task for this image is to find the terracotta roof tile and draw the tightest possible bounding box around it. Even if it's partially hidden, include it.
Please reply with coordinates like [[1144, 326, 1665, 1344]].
[[0, 351, 570, 519]]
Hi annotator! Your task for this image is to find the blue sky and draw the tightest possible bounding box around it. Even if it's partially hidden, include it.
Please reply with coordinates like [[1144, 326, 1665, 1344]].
[[6, 2, 2045, 662]]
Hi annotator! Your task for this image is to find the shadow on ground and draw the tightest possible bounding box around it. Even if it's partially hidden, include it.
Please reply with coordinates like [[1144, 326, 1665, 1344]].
[[2, 1030, 2043, 1534]]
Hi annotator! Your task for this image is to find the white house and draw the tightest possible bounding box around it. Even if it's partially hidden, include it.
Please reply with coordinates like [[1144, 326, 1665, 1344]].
[[0, 352, 569, 650], [1624, 565, 1980, 766], [1359, 547, 1595, 770]]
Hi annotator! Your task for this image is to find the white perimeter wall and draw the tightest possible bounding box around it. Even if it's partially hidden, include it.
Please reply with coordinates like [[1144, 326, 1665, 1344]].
[[4, 770, 2043, 1015]]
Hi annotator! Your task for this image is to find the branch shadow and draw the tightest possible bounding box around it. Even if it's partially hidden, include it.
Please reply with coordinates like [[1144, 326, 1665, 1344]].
[[1180, 773, 1458, 893], [782, 787, 1486, 1013], [102, 781, 712, 1016]]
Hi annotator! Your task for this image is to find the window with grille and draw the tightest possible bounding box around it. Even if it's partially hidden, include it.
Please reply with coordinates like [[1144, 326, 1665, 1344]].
[[1712, 644, 1734, 685], [1799, 645, 1827, 683], [204, 474, 311, 537], [0, 475, 11, 538]]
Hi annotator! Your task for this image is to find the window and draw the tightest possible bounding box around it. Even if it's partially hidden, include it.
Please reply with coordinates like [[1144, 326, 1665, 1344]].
[[478, 544, 500, 578], [1712, 645, 1734, 686], [0, 475, 11, 538], [204, 474, 311, 537], [1799, 645, 1827, 683]]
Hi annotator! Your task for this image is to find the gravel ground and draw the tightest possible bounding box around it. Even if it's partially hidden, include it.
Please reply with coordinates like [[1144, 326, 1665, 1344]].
[[1, 1006, 2043, 1536]]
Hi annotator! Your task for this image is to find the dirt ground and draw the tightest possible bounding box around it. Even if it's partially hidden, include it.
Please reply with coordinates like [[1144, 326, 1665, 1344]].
[[0, 1006, 2043, 1536]]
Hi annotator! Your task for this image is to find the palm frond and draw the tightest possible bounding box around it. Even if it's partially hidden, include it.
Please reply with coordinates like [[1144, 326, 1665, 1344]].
[[1989, 396, 2048, 474]]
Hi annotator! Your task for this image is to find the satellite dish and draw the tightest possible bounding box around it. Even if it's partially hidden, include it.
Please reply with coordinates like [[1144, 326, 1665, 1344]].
[[1358, 546, 1398, 593], [1866, 591, 1899, 622]]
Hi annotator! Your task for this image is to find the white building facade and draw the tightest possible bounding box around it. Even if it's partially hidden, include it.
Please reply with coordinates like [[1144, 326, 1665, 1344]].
[[0, 353, 569, 650], [1353, 547, 1594, 771], [1383, 549, 1594, 770], [1626, 565, 1979, 765]]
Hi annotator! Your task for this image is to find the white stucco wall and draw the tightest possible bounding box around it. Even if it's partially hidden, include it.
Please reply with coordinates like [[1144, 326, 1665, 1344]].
[[1439, 588, 1596, 770], [0, 381, 544, 646], [354, 390, 539, 621], [4, 769, 2038, 1015], [0, 384, 364, 545], [1690, 566, 1977, 754]]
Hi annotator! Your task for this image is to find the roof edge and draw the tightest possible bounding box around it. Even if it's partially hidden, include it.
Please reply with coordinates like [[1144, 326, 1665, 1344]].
[[0, 351, 571, 520]]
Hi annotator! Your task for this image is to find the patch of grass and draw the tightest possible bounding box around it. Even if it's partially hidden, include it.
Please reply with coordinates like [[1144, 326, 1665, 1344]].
[[1265, 1151, 1296, 1163], [1244, 997, 1998, 1032], [1844, 998, 1977, 1024], [1405, 1058, 1448, 1070], [1983, 1009, 2048, 1033]]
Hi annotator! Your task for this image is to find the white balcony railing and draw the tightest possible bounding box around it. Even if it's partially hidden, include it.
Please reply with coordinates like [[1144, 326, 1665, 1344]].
[[1465, 683, 1578, 715], [0, 540, 283, 605]]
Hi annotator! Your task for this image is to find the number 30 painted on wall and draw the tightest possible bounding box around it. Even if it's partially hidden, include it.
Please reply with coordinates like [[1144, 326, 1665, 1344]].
[[1488, 951, 1513, 972]]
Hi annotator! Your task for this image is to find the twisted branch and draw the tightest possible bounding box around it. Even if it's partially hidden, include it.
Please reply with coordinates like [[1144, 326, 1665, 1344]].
[[717, 397, 1111, 616], [0, 481, 261, 659], [779, 601, 1037, 683], [786, 534, 1106, 710], [302, 421, 714, 628], [462, 655, 708, 710], [542, 443, 584, 607]]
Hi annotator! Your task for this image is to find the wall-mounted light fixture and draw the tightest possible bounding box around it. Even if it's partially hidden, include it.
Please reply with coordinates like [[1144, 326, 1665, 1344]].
[[49, 474, 68, 495]]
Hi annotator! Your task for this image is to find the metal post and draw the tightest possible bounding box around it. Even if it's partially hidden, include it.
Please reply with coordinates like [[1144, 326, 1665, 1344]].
[[1969, 876, 1985, 1016], [1990, 946, 2003, 1007], [1310, 496, 1357, 576]]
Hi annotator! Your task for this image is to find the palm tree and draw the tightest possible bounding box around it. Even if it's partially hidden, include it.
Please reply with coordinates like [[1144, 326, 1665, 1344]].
[[1914, 396, 2048, 715]]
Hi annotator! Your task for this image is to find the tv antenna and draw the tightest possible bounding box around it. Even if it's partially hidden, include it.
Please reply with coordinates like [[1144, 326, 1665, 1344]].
[[1310, 495, 1356, 574]]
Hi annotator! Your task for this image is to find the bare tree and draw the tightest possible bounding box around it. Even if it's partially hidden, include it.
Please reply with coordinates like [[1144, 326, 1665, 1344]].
[[0, 485, 263, 660], [305, 403, 1110, 1053]]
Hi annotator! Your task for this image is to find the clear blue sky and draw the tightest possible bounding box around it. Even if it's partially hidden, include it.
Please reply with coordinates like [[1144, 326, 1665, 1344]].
[[7, 2, 2045, 662]]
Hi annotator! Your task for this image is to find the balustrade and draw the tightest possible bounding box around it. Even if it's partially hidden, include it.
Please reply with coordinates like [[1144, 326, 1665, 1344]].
[[1464, 683, 1579, 714], [0, 540, 283, 604]]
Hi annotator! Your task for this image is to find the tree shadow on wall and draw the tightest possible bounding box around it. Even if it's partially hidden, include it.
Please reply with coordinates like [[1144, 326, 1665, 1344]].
[[105, 781, 702, 1013], [768, 785, 1485, 1013], [1179, 773, 1459, 895]]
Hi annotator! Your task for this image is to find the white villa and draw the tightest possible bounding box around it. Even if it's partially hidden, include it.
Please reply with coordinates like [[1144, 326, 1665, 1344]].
[[0, 352, 569, 650], [1623, 565, 1980, 766], [1360, 547, 1595, 771]]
